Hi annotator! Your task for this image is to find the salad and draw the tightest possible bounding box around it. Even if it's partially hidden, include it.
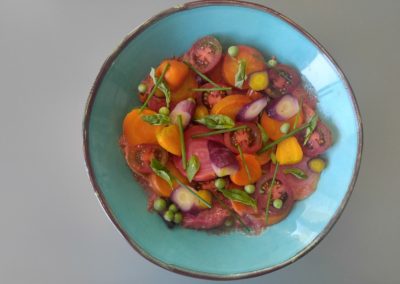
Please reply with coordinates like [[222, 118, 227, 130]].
[[120, 36, 333, 234]]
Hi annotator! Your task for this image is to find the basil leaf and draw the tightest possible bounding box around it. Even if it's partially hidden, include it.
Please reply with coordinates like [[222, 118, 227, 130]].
[[141, 114, 170, 126], [234, 59, 247, 88], [150, 67, 171, 108], [303, 114, 319, 145], [196, 114, 235, 130], [283, 168, 308, 179], [257, 122, 269, 146], [150, 159, 173, 187], [186, 155, 200, 182], [218, 188, 257, 209]]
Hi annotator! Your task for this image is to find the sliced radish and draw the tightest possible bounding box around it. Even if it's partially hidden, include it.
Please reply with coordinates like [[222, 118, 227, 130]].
[[169, 98, 196, 128], [170, 186, 199, 212], [207, 140, 239, 177], [236, 96, 269, 122], [266, 94, 299, 121]]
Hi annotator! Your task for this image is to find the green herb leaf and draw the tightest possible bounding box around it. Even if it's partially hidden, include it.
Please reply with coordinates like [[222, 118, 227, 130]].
[[283, 168, 308, 179], [191, 87, 232, 92], [186, 155, 200, 182], [218, 188, 257, 209], [196, 114, 235, 130], [141, 114, 170, 126], [150, 67, 171, 108], [303, 114, 319, 145], [265, 162, 280, 224], [235, 59, 247, 88], [257, 122, 269, 146], [150, 159, 173, 188]]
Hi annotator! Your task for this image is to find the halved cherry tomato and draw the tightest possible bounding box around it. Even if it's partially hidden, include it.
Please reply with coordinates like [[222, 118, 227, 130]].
[[206, 58, 225, 83], [171, 71, 198, 104], [198, 83, 229, 110], [123, 108, 161, 146], [268, 64, 300, 96], [230, 154, 262, 186], [224, 122, 262, 154], [300, 121, 333, 157], [222, 46, 266, 89], [211, 94, 251, 119], [188, 35, 222, 73], [125, 143, 168, 174], [156, 59, 189, 91], [260, 110, 304, 141], [255, 173, 294, 225]]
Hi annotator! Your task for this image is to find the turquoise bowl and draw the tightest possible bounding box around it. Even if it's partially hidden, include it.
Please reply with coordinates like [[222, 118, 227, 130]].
[[83, 1, 362, 279]]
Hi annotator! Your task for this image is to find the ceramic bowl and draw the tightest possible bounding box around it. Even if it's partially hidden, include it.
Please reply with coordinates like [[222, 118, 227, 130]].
[[83, 0, 362, 279]]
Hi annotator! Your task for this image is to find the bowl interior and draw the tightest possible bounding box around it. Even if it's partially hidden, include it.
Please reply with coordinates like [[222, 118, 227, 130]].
[[86, 3, 361, 278]]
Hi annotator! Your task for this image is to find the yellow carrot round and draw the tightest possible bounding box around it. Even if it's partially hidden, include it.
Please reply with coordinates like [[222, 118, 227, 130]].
[[276, 136, 303, 165]]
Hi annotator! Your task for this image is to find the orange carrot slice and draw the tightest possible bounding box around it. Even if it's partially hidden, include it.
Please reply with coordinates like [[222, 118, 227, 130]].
[[211, 94, 251, 119], [230, 154, 262, 186]]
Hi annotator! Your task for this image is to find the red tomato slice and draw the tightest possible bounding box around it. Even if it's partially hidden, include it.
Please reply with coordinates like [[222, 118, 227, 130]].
[[223, 122, 262, 154], [255, 169, 295, 225], [299, 120, 333, 157], [268, 64, 301, 96], [125, 144, 168, 174], [188, 35, 222, 73]]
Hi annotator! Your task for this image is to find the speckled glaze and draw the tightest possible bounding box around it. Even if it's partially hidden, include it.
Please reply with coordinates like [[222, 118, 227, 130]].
[[83, 0, 363, 280]]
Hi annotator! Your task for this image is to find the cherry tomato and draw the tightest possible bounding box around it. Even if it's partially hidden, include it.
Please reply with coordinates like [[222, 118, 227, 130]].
[[268, 64, 301, 96], [300, 121, 333, 157], [223, 122, 262, 154], [188, 36, 222, 73], [125, 144, 168, 174], [255, 173, 295, 225], [197, 83, 229, 110]]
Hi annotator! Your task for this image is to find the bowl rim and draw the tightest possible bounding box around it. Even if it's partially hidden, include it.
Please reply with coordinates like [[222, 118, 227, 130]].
[[82, 0, 363, 280]]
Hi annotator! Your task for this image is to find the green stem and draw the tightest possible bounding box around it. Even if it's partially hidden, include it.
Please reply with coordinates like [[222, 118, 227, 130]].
[[191, 125, 247, 138], [265, 162, 280, 225], [140, 63, 170, 113], [257, 122, 310, 154], [177, 115, 186, 170], [237, 145, 252, 182], [191, 87, 232, 92], [212, 192, 251, 233], [184, 61, 221, 88], [175, 179, 211, 208]]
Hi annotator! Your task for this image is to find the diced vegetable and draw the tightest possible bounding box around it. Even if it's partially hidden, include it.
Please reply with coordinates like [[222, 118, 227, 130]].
[[236, 96, 269, 122], [308, 157, 326, 173], [248, 71, 269, 91], [276, 137, 303, 165], [266, 94, 300, 121], [208, 140, 239, 177], [170, 186, 199, 212], [156, 124, 182, 156], [169, 98, 196, 128]]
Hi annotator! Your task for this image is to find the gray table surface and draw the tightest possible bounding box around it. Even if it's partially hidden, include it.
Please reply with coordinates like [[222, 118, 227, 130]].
[[1, 0, 399, 283]]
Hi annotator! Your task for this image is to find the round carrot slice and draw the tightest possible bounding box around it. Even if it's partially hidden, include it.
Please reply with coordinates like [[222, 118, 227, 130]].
[[122, 108, 161, 146], [222, 46, 266, 89], [260, 110, 304, 141], [210, 94, 251, 119], [156, 59, 189, 91], [230, 154, 262, 186], [171, 71, 198, 104], [156, 124, 181, 156], [231, 200, 257, 216]]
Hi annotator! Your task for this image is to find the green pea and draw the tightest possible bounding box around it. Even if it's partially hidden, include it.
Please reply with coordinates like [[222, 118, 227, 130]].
[[273, 199, 283, 209], [158, 106, 170, 116], [267, 57, 277, 68], [228, 46, 239, 57], [280, 122, 290, 134], [138, 83, 147, 93], [173, 212, 183, 224], [169, 203, 178, 213], [214, 178, 226, 190], [224, 218, 234, 227], [163, 210, 174, 222], [244, 184, 255, 194], [153, 198, 167, 212]]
